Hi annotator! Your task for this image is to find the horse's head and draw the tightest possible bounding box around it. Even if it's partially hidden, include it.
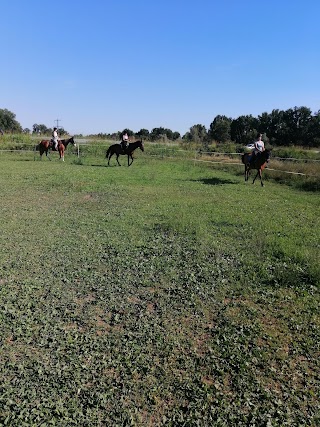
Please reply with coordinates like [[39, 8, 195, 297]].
[[69, 136, 76, 147]]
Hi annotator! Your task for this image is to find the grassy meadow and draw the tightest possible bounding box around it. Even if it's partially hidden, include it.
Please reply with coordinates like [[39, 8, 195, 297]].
[[0, 149, 319, 426]]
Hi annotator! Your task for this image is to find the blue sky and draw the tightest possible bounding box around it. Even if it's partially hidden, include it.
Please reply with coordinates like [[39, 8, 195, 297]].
[[1, 0, 319, 136]]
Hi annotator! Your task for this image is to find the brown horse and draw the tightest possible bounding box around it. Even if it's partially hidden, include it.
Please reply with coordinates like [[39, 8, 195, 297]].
[[241, 149, 271, 187], [36, 137, 76, 161], [106, 140, 144, 166]]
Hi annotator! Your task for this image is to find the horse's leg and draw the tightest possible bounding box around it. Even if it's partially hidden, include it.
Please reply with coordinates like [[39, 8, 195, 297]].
[[259, 164, 267, 186], [116, 154, 121, 166], [245, 166, 249, 182], [259, 169, 264, 186], [128, 154, 133, 166], [252, 170, 260, 185], [107, 153, 112, 166]]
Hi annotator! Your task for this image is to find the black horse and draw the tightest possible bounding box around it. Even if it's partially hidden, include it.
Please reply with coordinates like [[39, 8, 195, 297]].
[[241, 150, 271, 187], [106, 140, 144, 166]]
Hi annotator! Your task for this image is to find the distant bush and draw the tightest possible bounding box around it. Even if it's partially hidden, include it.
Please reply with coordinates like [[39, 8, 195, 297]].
[[273, 147, 320, 160], [0, 134, 35, 150]]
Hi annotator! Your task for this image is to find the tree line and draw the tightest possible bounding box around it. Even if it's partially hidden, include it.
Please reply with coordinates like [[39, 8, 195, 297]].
[[1, 106, 319, 147]]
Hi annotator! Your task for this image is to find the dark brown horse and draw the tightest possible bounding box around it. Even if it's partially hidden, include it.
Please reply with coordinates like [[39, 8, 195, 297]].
[[106, 140, 144, 166], [36, 137, 76, 161], [241, 150, 271, 187]]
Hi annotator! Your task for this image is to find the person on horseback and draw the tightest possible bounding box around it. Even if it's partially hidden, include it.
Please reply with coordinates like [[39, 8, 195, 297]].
[[51, 127, 60, 150], [248, 133, 265, 165], [120, 132, 129, 153]]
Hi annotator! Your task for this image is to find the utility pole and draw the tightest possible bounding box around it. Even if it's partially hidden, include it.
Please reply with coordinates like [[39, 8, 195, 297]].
[[54, 119, 62, 130]]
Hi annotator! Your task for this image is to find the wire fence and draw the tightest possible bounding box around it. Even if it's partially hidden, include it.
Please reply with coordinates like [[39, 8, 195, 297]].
[[190, 151, 319, 177], [0, 145, 319, 178]]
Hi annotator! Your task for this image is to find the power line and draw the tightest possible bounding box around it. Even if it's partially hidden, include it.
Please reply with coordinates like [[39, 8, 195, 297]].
[[54, 119, 62, 130]]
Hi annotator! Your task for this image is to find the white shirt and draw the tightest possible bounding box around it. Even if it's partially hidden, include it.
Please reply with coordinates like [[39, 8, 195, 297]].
[[254, 139, 264, 154]]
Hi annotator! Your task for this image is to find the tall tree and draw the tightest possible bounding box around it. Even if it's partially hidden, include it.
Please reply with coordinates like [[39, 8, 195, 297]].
[[230, 115, 258, 145], [257, 110, 281, 144], [172, 131, 181, 140], [150, 127, 167, 141], [309, 110, 320, 147], [208, 115, 232, 143], [189, 124, 207, 143], [284, 106, 313, 146], [0, 109, 22, 132], [136, 128, 150, 139]]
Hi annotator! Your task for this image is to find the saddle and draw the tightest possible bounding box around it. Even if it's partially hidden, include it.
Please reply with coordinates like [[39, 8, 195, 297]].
[[120, 142, 128, 154], [50, 139, 59, 150], [249, 151, 261, 165]]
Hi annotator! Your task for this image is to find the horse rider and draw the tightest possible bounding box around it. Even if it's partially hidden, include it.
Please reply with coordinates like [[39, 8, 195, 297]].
[[248, 133, 265, 165], [51, 127, 60, 150], [120, 132, 129, 153]]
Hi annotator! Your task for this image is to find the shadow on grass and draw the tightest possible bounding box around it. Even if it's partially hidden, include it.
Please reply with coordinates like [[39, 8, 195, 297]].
[[90, 163, 134, 168], [192, 177, 238, 185], [14, 158, 38, 162]]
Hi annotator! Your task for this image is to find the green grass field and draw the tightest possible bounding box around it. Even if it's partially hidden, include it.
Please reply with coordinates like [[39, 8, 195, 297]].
[[0, 151, 319, 426]]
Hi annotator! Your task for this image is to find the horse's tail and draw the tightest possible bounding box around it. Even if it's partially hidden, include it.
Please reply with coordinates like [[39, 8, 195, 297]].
[[106, 147, 111, 158], [241, 153, 246, 164]]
